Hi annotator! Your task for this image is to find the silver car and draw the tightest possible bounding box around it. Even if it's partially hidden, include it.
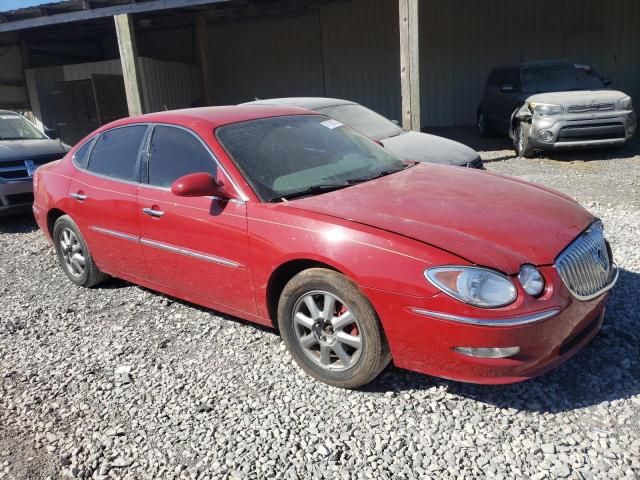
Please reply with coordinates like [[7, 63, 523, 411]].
[[477, 61, 636, 157], [245, 97, 483, 168], [0, 111, 69, 215]]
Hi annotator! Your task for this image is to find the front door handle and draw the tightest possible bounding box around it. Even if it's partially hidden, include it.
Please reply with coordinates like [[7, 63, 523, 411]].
[[142, 207, 165, 218], [70, 192, 87, 201]]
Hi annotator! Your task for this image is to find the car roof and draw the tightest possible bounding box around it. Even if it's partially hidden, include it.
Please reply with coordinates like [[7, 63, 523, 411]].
[[243, 97, 357, 111], [0, 110, 21, 115], [492, 60, 584, 71], [101, 105, 314, 131]]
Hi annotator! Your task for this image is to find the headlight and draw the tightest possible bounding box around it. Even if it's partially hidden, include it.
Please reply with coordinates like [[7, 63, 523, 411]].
[[531, 102, 564, 116], [518, 265, 545, 296], [617, 96, 633, 110], [425, 266, 517, 308]]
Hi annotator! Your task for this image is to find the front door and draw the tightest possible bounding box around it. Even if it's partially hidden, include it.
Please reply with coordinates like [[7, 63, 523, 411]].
[[137, 125, 256, 316], [67, 125, 149, 280]]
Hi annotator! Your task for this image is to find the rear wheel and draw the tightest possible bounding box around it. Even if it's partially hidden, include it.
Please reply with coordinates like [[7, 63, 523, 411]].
[[477, 109, 490, 137], [514, 121, 534, 158], [277, 268, 391, 389], [53, 215, 107, 288]]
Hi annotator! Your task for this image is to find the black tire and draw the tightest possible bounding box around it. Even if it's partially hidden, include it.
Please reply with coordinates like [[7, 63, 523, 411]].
[[514, 121, 534, 158], [53, 215, 108, 288], [277, 268, 391, 389], [477, 109, 491, 137]]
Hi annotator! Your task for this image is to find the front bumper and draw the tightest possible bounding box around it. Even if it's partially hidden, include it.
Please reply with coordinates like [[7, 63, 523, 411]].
[[363, 266, 611, 384], [0, 179, 34, 216], [528, 110, 635, 150]]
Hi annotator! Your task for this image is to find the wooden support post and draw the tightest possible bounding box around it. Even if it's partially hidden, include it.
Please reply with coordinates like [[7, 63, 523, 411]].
[[114, 13, 144, 116], [399, 0, 420, 131], [195, 16, 214, 105]]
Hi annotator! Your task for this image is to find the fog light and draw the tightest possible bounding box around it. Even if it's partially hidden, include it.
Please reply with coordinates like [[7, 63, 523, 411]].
[[518, 265, 545, 296], [454, 346, 520, 358], [538, 129, 554, 142]]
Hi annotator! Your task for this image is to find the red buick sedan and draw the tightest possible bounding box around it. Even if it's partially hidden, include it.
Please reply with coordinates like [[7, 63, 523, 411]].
[[32, 106, 617, 388]]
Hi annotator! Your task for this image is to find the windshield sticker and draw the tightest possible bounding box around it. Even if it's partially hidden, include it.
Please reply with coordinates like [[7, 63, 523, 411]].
[[320, 119, 343, 130], [0, 114, 20, 120]]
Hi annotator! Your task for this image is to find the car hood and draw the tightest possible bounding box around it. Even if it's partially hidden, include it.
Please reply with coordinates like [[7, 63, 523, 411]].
[[0, 139, 68, 162], [526, 89, 629, 107], [288, 164, 593, 274], [380, 131, 479, 166]]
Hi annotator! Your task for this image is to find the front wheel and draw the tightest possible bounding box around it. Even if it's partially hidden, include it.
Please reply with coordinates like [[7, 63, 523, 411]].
[[514, 121, 534, 158], [277, 268, 391, 389]]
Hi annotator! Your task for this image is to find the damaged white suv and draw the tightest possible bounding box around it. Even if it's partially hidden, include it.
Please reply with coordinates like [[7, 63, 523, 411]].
[[477, 61, 636, 157]]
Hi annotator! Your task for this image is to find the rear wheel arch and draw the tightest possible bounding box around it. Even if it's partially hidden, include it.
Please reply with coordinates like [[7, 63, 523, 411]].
[[47, 208, 66, 238]]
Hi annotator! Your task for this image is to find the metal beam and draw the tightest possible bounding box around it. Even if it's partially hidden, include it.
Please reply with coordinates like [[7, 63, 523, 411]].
[[195, 16, 213, 105], [114, 13, 143, 116], [399, 0, 420, 131], [0, 0, 230, 33]]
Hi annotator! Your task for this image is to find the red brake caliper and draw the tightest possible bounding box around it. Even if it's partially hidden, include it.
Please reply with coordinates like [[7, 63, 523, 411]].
[[338, 305, 358, 336]]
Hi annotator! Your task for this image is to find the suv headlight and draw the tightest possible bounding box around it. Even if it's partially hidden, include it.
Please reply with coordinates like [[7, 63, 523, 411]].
[[531, 102, 564, 116], [617, 96, 633, 111], [425, 266, 517, 308]]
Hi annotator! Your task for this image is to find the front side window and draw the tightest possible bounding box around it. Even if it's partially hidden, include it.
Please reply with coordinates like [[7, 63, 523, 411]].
[[0, 113, 46, 140], [147, 126, 215, 188], [87, 125, 147, 181], [217, 114, 406, 202]]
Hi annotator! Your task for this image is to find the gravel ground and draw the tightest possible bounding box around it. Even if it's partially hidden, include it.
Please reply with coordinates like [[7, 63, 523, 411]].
[[1, 143, 639, 480]]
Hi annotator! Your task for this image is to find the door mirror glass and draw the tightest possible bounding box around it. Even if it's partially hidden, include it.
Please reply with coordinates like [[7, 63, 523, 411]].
[[171, 172, 233, 198], [500, 84, 516, 93]]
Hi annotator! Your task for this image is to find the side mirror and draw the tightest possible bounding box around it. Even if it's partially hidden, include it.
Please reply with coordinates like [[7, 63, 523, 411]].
[[45, 128, 58, 139], [391, 119, 400, 125], [500, 84, 516, 93], [602, 77, 612, 86], [171, 172, 234, 199]]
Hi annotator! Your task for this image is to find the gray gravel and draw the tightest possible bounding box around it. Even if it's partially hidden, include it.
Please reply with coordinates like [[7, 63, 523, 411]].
[[1, 143, 639, 480]]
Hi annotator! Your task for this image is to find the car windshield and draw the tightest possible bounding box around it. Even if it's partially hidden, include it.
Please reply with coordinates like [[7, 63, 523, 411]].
[[216, 114, 407, 202], [316, 104, 403, 141], [521, 64, 605, 93], [0, 113, 46, 140]]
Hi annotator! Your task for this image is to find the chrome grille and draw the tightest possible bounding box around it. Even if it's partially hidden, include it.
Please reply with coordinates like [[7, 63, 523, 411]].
[[555, 221, 615, 300], [567, 103, 615, 113]]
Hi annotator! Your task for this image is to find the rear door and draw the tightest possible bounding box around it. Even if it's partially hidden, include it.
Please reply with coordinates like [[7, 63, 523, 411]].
[[67, 124, 149, 280], [495, 68, 523, 133], [137, 125, 255, 315]]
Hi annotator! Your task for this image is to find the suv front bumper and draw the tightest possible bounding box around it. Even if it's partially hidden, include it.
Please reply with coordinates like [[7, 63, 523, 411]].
[[528, 110, 636, 150]]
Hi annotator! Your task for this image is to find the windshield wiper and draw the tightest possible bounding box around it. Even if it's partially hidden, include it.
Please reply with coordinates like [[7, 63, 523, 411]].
[[346, 162, 417, 184], [272, 183, 350, 202]]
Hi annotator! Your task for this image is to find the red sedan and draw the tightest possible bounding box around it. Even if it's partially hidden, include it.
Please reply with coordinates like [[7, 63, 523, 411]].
[[32, 106, 617, 388]]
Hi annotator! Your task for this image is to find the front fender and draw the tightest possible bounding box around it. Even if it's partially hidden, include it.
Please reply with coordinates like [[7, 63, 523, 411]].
[[247, 203, 468, 320]]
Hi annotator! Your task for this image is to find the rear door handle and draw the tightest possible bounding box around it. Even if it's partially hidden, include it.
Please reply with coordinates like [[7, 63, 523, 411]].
[[70, 192, 87, 201], [142, 207, 164, 218]]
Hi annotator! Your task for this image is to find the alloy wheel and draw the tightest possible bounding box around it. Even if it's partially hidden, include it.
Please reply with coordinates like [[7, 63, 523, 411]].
[[292, 291, 363, 371], [59, 227, 85, 278]]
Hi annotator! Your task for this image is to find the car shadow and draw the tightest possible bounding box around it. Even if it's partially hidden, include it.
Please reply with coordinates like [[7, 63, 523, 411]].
[[0, 212, 38, 234], [365, 267, 640, 413]]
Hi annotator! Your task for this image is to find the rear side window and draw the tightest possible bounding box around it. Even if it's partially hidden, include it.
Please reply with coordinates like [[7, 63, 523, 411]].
[[147, 125, 215, 188], [73, 139, 94, 169], [87, 126, 147, 181], [487, 70, 502, 88]]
